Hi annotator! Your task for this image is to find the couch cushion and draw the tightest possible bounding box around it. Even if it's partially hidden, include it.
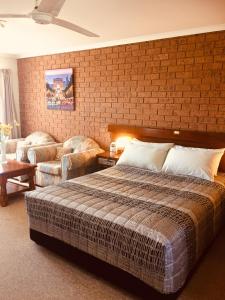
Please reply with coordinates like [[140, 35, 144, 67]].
[[25, 131, 55, 145], [37, 161, 61, 176]]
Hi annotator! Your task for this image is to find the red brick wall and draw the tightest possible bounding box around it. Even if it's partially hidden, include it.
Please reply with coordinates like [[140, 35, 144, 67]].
[[18, 31, 225, 149]]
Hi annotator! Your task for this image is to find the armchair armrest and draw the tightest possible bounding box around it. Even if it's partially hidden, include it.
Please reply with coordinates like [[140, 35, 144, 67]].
[[27, 143, 63, 164], [5, 138, 25, 154], [62, 148, 104, 180]]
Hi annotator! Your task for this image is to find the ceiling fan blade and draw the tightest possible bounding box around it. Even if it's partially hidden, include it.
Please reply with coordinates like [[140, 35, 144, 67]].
[[38, 0, 65, 16], [52, 18, 99, 37], [0, 14, 29, 18]]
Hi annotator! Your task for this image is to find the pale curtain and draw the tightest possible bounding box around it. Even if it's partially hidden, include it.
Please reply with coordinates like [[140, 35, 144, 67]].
[[0, 69, 20, 138]]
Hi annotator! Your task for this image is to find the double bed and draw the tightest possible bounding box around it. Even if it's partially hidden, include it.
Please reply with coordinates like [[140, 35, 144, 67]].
[[25, 125, 225, 294]]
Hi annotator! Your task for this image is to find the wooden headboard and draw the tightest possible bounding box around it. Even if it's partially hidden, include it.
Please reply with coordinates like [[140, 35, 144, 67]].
[[108, 124, 225, 172]]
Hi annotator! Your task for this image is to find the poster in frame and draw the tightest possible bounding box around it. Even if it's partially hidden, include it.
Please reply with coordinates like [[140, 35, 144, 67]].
[[45, 68, 75, 111]]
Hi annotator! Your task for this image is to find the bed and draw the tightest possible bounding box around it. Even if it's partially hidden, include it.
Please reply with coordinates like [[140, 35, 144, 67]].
[[25, 125, 225, 294]]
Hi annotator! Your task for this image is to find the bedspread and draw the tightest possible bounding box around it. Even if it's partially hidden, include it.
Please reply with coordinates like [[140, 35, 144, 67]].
[[25, 166, 225, 294]]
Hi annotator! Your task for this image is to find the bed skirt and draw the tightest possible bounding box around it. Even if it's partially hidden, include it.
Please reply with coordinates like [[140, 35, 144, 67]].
[[30, 229, 180, 300]]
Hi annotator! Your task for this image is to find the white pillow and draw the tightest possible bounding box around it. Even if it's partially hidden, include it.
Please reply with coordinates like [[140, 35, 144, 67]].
[[117, 142, 173, 172], [162, 146, 225, 181]]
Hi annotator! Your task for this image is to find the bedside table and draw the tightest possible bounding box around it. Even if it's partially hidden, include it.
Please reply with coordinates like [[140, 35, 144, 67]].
[[96, 151, 121, 170]]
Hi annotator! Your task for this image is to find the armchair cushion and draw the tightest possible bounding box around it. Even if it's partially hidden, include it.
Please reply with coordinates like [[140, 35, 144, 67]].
[[55, 147, 72, 161], [5, 138, 25, 154], [37, 161, 61, 176], [61, 148, 104, 180], [27, 143, 63, 164], [17, 142, 57, 162], [17, 140, 31, 148], [25, 131, 55, 145], [63, 136, 100, 152]]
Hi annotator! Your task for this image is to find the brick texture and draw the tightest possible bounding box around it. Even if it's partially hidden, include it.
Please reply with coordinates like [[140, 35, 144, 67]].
[[18, 31, 225, 149]]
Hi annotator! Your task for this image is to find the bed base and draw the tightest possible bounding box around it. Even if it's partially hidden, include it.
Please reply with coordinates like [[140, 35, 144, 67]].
[[30, 229, 179, 300]]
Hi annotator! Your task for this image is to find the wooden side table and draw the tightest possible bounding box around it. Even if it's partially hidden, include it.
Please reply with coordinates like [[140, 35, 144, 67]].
[[0, 160, 36, 207], [96, 151, 121, 170]]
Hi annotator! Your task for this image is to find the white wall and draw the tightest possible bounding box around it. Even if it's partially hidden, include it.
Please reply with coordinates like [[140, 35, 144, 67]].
[[0, 55, 20, 130]]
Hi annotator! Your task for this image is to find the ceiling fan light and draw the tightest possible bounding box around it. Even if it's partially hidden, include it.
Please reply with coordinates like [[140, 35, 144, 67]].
[[31, 11, 53, 25]]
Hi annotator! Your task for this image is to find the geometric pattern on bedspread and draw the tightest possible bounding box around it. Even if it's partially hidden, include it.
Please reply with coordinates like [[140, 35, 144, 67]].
[[25, 165, 225, 294]]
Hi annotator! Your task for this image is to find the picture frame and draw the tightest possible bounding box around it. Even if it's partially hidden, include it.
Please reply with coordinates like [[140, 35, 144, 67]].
[[45, 68, 75, 111]]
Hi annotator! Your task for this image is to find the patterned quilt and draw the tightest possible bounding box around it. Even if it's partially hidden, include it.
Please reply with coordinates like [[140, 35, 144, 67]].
[[25, 166, 225, 294]]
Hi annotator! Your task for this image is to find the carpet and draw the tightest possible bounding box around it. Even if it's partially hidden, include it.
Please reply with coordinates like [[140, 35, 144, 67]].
[[0, 196, 225, 300]]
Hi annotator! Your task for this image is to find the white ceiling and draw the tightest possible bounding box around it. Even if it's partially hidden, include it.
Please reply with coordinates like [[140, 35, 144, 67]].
[[0, 0, 224, 58]]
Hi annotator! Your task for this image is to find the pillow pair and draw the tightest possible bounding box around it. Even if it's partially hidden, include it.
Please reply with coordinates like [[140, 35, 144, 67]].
[[117, 139, 225, 181]]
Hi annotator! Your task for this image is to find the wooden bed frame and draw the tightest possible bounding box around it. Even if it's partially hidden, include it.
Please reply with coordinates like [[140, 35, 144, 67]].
[[30, 125, 225, 298], [108, 124, 225, 172]]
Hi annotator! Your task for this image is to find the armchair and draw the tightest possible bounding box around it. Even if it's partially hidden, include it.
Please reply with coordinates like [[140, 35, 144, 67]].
[[27, 136, 104, 186], [5, 138, 24, 160], [5, 131, 56, 162]]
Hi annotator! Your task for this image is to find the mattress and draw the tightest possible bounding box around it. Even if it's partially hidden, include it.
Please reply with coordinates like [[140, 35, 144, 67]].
[[25, 166, 225, 294]]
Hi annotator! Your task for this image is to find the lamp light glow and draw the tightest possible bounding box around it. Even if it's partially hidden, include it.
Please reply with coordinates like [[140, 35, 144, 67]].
[[115, 136, 132, 152]]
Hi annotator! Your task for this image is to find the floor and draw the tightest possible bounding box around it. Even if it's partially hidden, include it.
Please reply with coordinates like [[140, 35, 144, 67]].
[[0, 196, 225, 300]]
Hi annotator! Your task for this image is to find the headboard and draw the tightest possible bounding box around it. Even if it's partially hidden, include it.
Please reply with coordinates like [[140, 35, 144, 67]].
[[108, 124, 225, 172]]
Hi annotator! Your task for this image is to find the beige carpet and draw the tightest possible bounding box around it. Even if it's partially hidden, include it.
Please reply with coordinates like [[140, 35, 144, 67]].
[[0, 196, 225, 300]]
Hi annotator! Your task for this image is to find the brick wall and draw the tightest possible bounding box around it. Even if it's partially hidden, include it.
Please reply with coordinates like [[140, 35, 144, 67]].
[[18, 30, 225, 149]]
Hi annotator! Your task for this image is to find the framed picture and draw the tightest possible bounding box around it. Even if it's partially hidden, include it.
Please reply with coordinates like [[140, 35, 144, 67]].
[[45, 68, 75, 111]]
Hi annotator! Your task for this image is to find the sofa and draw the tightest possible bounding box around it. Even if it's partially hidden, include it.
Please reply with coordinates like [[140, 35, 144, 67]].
[[27, 136, 103, 186], [5, 131, 56, 162]]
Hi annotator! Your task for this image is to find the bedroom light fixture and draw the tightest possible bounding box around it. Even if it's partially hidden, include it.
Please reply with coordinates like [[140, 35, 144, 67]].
[[115, 136, 132, 152]]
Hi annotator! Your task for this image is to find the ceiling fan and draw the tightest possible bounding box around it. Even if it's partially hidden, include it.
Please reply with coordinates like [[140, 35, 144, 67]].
[[0, 0, 99, 37]]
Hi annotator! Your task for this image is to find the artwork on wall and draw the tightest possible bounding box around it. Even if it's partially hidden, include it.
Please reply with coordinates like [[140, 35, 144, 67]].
[[45, 68, 75, 111]]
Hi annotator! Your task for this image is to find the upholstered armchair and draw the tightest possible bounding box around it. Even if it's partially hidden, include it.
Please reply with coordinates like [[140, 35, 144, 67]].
[[27, 136, 104, 186], [5, 138, 24, 160], [5, 131, 56, 162]]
